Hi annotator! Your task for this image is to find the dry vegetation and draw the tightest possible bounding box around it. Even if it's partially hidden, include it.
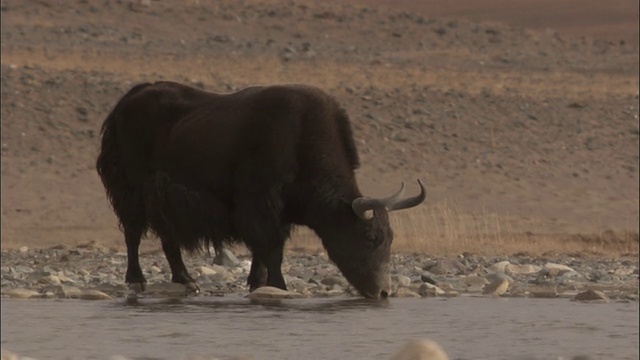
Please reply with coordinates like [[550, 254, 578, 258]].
[[286, 204, 639, 257]]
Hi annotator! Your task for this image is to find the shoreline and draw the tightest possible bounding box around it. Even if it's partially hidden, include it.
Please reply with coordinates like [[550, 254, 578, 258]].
[[2, 243, 637, 302]]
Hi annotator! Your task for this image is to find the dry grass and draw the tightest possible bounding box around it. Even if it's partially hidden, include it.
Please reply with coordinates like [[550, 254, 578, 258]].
[[286, 201, 639, 258]]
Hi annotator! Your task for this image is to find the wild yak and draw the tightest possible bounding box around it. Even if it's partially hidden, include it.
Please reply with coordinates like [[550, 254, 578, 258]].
[[96, 81, 426, 299]]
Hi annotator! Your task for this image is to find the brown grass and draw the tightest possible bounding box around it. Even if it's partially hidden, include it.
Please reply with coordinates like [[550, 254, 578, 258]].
[[286, 201, 639, 258]]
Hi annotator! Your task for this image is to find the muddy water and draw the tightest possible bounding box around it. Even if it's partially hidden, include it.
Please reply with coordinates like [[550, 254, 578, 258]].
[[1, 297, 638, 360]]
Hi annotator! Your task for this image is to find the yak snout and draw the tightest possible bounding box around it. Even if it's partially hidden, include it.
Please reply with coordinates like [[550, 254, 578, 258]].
[[359, 274, 391, 300]]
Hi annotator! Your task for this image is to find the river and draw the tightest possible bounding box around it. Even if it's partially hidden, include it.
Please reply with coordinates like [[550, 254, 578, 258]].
[[1, 296, 638, 360]]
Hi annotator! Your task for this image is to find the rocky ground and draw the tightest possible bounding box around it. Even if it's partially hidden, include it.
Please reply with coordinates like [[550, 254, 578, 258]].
[[0, 0, 638, 326], [1, 244, 637, 302]]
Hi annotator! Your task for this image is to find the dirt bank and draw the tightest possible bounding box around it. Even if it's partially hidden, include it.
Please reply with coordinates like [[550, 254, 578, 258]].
[[1, 0, 638, 254]]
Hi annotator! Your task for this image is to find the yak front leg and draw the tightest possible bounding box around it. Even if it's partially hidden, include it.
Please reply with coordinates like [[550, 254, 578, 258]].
[[160, 238, 200, 294]]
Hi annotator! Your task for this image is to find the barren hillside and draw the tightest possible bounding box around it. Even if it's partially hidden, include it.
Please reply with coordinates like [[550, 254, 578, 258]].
[[1, 0, 638, 253]]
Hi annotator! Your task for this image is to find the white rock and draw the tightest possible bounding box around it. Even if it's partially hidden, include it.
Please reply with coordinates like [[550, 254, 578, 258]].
[[394, 275, 412, 287], [238, 260, 252, 272], [1, 348, 20, 360], [3, 288, 40, 299], [489, 261, 511, 273], [56, 285, 83, 299], [418, 283, 445, 297], [462, 275, 489, 286], [246, 286, 302, 300], [391, 339, 449, 360], [483, 277, 510, 296], [197, 266, 217, 275], [505, 264, 541, 275], [544, 263, 576, 273], [393, 287, 420, 298], [575, 290, 609, 302]]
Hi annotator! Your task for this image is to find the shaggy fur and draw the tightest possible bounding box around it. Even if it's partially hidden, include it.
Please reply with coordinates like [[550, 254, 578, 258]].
[[96, 81, 397, 297]]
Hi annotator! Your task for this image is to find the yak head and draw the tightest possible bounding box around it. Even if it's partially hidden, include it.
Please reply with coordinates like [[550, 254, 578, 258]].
[[317, 180, 426, 299]]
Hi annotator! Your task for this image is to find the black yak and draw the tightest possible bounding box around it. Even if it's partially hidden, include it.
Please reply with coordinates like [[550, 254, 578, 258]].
[[96, 81, 426, 299]]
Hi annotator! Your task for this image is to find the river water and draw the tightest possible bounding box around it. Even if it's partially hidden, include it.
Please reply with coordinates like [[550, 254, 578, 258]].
[[1, 296, 638, 360]]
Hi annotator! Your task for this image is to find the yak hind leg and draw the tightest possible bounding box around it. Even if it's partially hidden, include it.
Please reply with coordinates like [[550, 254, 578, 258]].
[[160, 238, 200, 294], [247, 255, 268, 292], [262, 241, 287, 290], [246, 235, 287, 291], [124, 225, 147, 294]]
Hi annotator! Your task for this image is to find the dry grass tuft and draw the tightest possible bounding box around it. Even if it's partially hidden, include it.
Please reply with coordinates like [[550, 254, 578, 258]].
[[286, 201, 639, 258]]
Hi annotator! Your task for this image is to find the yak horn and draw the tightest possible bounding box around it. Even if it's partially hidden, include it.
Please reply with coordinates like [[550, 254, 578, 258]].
[[352, 180, 426, 220]]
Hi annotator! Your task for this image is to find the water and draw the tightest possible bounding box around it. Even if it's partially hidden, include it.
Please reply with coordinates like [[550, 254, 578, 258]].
[[2, 296, 638, 360]]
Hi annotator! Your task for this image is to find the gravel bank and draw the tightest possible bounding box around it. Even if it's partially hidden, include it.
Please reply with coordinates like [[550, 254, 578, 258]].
[[1, 243, 637, 302]]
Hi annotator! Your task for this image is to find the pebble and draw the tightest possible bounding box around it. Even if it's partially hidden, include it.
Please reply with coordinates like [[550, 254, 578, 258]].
[[483, 277, 510, 296], [574, 290, 609, 303], [0, 246, 637, 302], [247, 286, 303, 300], [391, 339, 449, 360]]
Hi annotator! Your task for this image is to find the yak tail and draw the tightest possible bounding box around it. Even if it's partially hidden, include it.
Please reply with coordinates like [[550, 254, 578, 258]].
[[96, 83, 152, 233]]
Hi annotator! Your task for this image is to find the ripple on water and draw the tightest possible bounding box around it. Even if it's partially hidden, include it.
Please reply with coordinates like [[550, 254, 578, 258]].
[[1, 297, 638, 360]]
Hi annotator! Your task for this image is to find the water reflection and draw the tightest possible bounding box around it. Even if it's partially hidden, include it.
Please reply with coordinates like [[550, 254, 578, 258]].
[[2, 297, 638, 360], [120, 295, 392, 313]]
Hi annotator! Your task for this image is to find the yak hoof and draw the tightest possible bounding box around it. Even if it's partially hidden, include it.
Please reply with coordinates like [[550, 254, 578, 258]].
[[185, 282, 200, 294], [128, 282, 146, 294]]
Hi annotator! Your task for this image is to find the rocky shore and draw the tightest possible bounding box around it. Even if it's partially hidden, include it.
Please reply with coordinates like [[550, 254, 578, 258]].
[[1, 243, 637, 302]]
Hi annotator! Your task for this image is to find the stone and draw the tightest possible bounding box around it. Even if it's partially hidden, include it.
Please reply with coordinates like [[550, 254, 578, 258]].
[[505, 264, 541, 275], [483, 277, 509, 296], [247, 286, 303, 300], [490, 260, 511, 273], [426, 259, 466, 275], [197, 266, 218, 275], [544, 263, 577, 274], [391, 339, 449, 360], [56, 272, 76, 284], [418, 283, 445, 297], [13, 265, 34, 274], [1, 348, 20, 360], [213, 249, 240, 268], [462, 275, 489, 287], [56, 285, 83, 299], [3, 288, 40, 299], [575, 290, 609, 302], [394, 274, 412, 287], [613, 268, 634, 276], [393, 287, 420, 298], [80, 289, 113, 300], [321, 276, 348, 287], [31, 273, 61, 285]]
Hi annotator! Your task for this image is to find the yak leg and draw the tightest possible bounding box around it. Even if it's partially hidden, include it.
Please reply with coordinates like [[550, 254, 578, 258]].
[[160, 238, 200, 293], [124, 226, 146, 293], [261, 241, 287, 290], [237, 214, 289, 291], [247, 242, 286, 291], [247, 256, 268, 292]]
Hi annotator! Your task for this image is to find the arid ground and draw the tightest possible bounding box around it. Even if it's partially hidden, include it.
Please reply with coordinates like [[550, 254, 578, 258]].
[[1, 0, 638, 257]]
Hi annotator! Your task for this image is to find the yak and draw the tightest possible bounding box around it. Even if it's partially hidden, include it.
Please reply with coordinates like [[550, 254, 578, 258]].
[[96, 81, 426, 299]]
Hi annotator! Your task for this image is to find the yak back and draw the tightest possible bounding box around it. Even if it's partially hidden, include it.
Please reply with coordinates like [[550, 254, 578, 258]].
[[97, 81, 362, 252]]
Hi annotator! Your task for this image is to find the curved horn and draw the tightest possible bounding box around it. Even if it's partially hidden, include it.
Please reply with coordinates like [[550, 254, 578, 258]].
[[351, 182, 407, 220], [387, 179, 427, 211]]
